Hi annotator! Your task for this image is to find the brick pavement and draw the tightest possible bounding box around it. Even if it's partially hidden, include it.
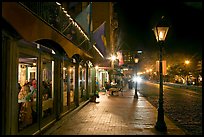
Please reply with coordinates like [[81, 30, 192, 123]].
[[43, 88, 185, 135]]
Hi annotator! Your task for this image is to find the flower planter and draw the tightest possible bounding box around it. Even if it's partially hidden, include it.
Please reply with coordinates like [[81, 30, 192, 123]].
[[90, 92, 99, 102]]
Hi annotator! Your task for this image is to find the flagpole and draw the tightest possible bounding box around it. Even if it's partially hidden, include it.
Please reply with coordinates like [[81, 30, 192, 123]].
[[89, 2, 92, 37], [89, 2, 93, 50]]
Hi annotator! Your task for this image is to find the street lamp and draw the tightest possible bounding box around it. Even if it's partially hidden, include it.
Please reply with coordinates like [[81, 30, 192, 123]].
[[185, 60, 190, 85], [153, 16, 169, 132], [134, 54, 139, 98], [110, 54, 117, 69], [185, 60, 190, 65]]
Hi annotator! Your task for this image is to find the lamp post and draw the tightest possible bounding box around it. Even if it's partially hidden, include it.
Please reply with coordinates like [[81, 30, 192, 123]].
[[153, 16, 169, 132], [185, 60, 190, 85], [134, 54, 139, 98]]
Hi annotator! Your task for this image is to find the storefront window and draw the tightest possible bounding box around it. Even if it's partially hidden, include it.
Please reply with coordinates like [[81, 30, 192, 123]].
[[62, 61, 68, 111], [69, 66, 75, 105], [18, 55, 38, 131], [16, 40, 61, 133], [79, 65, 86, 102], [41, 58, 54, 119]]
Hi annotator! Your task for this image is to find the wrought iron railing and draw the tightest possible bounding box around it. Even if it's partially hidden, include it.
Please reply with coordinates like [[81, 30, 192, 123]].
[[19, 2, 93, 57]]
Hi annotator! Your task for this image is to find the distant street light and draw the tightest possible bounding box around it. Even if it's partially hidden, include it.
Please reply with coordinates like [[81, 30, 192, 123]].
[[134, 54, 139, 98], [153, 16, 169, 132], [185, 60, 190, 65]]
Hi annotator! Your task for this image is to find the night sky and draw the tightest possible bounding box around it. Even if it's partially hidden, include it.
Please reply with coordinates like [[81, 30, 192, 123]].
[[114, 2, 202, 57]]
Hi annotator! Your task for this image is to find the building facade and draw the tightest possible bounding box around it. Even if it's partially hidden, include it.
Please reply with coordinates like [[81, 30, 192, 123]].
[[2, 2, 118, 135]]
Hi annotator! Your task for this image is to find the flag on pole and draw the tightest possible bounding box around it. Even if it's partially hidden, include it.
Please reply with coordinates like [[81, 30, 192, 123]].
[[156, 60, 167, 75], [117, 50, 124, 66], [75, 4, 91, 36], [93, 22, 107, 57]]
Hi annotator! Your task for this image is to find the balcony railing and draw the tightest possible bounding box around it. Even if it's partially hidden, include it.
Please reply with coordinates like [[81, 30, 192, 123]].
[[19, 2, 93, 56]]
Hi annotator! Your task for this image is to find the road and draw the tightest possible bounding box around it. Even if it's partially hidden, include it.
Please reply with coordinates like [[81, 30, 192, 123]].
[[137, 81, 202, 135]]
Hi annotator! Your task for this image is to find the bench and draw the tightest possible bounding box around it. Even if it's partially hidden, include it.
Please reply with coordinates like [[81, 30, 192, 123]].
[[108, 87, 123, 96]]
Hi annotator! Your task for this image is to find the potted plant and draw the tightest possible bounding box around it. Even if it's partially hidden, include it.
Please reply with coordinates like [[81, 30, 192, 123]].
[[90, 91, 99, 102]]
